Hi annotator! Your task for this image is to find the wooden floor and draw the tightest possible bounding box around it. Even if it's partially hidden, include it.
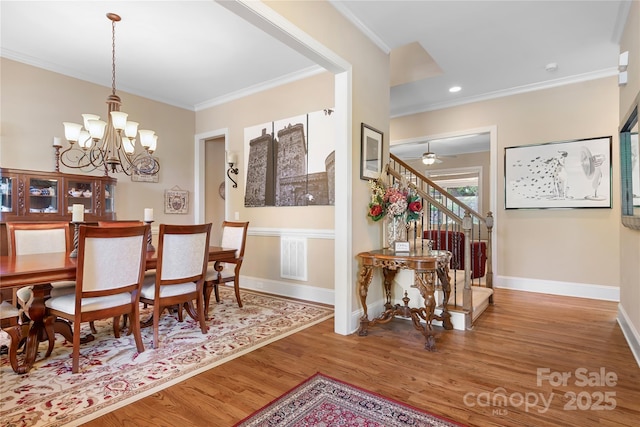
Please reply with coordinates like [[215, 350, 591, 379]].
[[87, 289, 640, 427]]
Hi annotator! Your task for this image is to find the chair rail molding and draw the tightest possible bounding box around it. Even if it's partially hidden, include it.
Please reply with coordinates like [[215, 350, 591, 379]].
[[248, 227, 335, 240]]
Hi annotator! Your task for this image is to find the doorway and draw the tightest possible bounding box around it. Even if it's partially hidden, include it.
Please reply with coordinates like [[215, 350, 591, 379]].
[[205, 136, 226, 245]]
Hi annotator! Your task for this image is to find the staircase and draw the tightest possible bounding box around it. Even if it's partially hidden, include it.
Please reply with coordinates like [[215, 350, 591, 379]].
[[387, 153, 494, 329]]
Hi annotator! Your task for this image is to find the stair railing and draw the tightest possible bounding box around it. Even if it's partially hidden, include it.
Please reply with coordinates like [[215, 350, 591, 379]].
[[387, 153, 494, 329]]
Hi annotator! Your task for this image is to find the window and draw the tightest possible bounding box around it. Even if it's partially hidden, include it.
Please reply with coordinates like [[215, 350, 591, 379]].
[[425, 167, 482, 224]]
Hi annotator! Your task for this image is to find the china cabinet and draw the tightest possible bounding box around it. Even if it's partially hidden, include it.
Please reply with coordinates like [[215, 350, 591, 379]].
[[0, 168, 116, 223]]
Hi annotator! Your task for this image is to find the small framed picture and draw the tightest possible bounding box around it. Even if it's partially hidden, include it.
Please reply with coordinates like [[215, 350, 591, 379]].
[[131, 157, 160, 182], [360, 123, 383, 180], [164, 187, 189, 214], [394, 241, 410, 253]]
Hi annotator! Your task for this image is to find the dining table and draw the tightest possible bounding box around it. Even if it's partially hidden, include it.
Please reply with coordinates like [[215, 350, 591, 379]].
[[0, 246, 237, 374]]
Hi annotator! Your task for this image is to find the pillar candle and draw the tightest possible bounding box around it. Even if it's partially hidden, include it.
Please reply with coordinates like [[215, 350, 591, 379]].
[[144, 208, 154, 222], [53, 137, 63, 147], [72, 204, 84, 222], [227, 152, 237, 164]]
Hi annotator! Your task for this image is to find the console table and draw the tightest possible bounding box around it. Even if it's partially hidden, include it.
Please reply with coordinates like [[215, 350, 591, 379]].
[[356, 248, 453, 351]]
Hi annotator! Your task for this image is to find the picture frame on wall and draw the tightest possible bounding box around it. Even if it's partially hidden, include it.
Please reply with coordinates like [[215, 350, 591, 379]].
[[360, 123, 383, 180], [504, 136, 612, 209], [164, 186, 189, 214], [131, 157, 160, 182]]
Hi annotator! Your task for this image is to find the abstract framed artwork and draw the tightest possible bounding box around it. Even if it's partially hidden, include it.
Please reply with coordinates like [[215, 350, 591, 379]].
[[360, 123, 383, 180], [505, 136, 612, 209]]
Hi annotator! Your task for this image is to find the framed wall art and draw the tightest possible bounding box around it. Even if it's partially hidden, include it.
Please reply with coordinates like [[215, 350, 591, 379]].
[[243, 108, 336, 207], [164, 186, 189, 214], [131, 157, 160, 182], [360, 123, 383, 180], [505, 136, 612, 209]]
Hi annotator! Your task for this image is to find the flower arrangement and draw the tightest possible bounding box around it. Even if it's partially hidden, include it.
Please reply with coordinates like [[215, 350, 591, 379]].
[[367, 179, 423, 222]]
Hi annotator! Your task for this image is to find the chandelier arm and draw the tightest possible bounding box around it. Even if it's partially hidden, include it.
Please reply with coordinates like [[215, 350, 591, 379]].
[[59, 145, 100, 172]]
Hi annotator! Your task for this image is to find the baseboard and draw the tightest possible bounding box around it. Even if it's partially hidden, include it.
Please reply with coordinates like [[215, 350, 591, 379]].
[[241, 275, 334, 306], [495, 275, 619, 302], [617, 304, 640, 368]]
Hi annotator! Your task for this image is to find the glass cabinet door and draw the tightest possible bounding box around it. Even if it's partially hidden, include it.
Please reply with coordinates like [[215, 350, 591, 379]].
[[1, 176, 13, 214], [66, 178, 93, 215], [28, 177, 59, 214], [105, 183, 115, 213]]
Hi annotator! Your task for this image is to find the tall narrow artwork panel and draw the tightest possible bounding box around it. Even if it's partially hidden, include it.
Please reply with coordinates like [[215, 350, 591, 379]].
[[244, 109, 336, 207]]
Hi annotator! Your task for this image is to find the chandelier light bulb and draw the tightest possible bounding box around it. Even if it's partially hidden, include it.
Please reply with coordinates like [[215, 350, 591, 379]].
[[81, 114, 100, 131], [125, 121, 139, 139], [149, 135, 158, 153], [110, 111, 128, 130], [63, 122, 82, 143], [122, 136, 135, 154], [78, 130, 91, 149], [138, 129, 155, 148], [87, 119, 107, 140]]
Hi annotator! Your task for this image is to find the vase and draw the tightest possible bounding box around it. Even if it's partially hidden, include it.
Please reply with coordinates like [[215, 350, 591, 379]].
[[386, 215, 407, 248]]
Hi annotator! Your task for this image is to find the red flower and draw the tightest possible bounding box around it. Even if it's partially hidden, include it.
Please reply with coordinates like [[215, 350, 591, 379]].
[[369, 205, 383, 217], [408, 201, 422, 212]]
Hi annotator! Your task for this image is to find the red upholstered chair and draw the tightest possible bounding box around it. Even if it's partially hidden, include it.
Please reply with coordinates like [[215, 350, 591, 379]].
[[423, 230, 486, 279]]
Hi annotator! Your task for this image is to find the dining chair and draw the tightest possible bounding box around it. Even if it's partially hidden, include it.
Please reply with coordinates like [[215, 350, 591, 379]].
[[140, 223, 211, 349], [7, 222, 75, 320], [99, 220, 152, 325], [203, 221, 249, 314], [44, 225, 149, 373], [1, 300, 25, 372]]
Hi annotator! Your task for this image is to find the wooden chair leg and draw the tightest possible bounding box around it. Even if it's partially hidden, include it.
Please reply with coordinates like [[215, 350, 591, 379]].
[[113, 315, 121, 338], [203, 282, 213, 320], [89, 321, 97, 334], [131, 305, 144, 354], [152, 304, 161, 349], [234, 279, 242, 308], [196, 294, 207, 334], [72, 317, 82, 374]]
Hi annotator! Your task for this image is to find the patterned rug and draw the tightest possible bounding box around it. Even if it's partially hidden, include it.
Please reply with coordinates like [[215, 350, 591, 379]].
[[0, 288, 333, 427], [234, 373, 465, 427]]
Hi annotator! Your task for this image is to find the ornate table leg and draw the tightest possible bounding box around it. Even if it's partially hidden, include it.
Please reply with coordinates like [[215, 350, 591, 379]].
[[357, 265, 374, 336], [414, 270, 438, 351], [381, 267, 398, 310], [436, 265, 453, 330]]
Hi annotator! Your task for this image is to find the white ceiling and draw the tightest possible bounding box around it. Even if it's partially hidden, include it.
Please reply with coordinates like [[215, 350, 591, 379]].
[[1, 0, 631, 157]]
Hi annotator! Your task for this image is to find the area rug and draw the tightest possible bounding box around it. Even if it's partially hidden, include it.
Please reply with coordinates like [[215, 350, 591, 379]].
[[234, 373, 465, 427], [0, 288, 333, 427]]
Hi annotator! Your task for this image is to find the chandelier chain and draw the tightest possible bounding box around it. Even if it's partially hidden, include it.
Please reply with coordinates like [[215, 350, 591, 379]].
[[111, 18, 116, 96]]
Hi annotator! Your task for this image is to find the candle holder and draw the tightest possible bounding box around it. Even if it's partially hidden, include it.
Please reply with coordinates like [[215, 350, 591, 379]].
[[54, 145, 61, 172], [69, 221, 83, 258], [144, 220, 155, 252]]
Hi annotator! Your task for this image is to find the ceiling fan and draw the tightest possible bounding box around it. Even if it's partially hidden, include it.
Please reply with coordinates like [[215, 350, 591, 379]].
[[421, 142, 453, 165]]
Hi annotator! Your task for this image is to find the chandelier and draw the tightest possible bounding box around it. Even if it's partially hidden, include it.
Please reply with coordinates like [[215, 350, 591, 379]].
[[58, 13, 160, 176]]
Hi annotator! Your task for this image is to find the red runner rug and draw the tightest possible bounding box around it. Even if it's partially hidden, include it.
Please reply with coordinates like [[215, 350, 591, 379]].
[[234, 372, 466, 427]]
